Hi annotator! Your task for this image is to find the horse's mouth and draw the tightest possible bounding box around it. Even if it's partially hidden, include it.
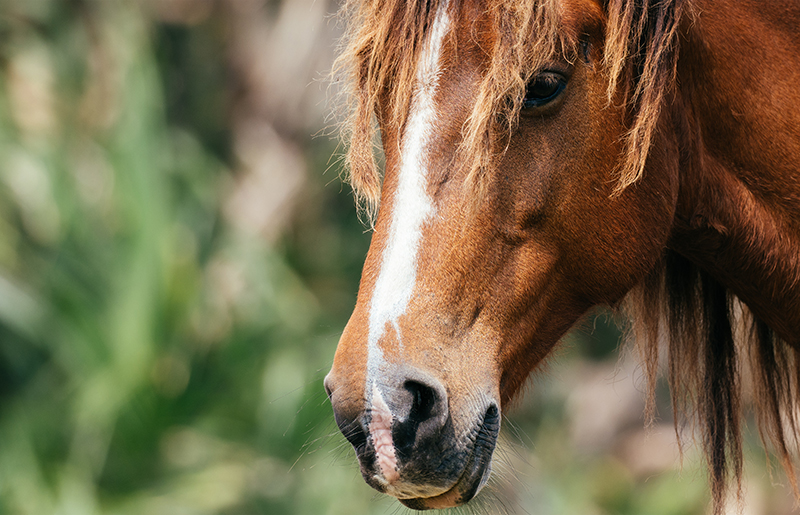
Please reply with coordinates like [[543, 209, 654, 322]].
[[398, 405, 500, 510]]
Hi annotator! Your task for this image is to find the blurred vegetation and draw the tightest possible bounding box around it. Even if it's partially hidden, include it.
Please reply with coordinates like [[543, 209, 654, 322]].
[[0, 1, 793, 514]]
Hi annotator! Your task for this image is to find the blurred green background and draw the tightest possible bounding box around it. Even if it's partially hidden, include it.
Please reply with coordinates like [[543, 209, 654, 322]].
[[0, 1, 794, 514]]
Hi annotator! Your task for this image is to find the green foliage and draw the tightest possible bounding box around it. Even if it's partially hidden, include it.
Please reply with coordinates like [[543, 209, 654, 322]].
[[0, 1, 370, 513]]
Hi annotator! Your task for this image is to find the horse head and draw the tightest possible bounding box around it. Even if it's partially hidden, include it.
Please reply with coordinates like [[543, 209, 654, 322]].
[[325, 0, 800, 510]]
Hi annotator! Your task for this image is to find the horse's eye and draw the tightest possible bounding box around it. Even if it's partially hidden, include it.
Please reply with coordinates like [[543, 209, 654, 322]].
[[523, 72, 567, 109]]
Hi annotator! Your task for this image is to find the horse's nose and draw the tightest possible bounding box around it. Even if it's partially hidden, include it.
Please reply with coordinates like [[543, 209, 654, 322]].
[[325, 371, 371, 456], [387, 372, 449, 457], [326, 365, 451, 484]]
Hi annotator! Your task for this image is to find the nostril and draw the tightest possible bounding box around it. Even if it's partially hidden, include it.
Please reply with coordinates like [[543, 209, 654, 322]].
[[323, 374, 334, 400], [404, 380, 437, 423], [392, 376, 448, 457]]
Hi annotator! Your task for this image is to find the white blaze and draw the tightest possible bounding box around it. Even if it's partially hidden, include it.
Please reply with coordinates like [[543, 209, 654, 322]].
[[366, 4, 450, 384]]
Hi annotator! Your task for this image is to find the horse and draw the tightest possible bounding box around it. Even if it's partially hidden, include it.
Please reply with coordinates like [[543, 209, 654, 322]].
[[323, 0, 800, 511]]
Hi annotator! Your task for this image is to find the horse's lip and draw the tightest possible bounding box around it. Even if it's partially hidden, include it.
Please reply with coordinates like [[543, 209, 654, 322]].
[[398, 405, 500, 510]]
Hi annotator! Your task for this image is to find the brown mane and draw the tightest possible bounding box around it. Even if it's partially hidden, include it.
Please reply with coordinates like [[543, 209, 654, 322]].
[[335, 0, 684, 210], [335, 0, 567, 216], [630, 245, 800, 509], [333, 0, 800, 512]]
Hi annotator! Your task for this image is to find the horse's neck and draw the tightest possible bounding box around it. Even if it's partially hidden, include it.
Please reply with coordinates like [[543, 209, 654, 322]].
[[668, 0, 800, 343]]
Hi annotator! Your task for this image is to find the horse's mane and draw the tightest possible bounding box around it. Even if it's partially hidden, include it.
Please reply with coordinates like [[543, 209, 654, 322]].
[[335, 0, 684, 213], [335, 0, 567, 218], [335, 0, 800, 512], [630, 253, 800, 510]]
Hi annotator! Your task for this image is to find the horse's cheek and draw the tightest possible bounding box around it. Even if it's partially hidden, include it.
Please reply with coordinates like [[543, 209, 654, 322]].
[[576, 134, 680, 298]]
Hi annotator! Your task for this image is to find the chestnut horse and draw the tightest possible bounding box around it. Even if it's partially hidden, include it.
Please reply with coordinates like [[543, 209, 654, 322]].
[[324, 0, 800, 511]]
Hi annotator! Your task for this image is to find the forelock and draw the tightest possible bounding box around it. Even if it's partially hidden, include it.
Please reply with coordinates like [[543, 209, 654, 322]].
[[335, 0, 685, 212]]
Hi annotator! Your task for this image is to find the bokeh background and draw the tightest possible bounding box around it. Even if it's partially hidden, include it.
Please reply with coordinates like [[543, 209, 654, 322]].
[[0, 0, 795, 514]]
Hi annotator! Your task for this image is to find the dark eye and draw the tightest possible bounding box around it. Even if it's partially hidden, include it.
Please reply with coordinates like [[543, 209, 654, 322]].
[[523, 72, 567, 109]]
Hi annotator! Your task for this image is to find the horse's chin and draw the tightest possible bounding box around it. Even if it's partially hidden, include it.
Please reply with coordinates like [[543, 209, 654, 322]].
[[398, 405, 500, 510], [397, 457, 492, 510]]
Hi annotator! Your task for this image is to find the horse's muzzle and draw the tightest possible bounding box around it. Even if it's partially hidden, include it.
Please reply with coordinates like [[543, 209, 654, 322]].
[[400, 404, 500, 509], [324, 367, 500, 508]]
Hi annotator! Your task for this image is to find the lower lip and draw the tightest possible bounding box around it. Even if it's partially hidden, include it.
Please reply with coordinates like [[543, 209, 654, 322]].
[[399, 405, 500, 509]]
